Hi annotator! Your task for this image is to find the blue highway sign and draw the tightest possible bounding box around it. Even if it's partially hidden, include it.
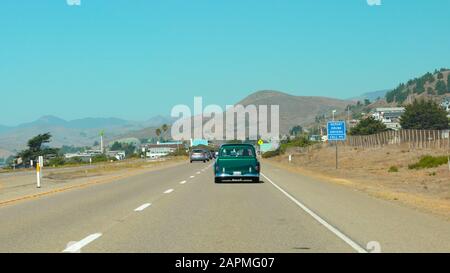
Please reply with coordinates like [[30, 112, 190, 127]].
[[327, 121, 346, 141]]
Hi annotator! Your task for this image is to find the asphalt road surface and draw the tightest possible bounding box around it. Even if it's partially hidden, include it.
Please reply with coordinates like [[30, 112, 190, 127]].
[[1, 161, 450, 253]]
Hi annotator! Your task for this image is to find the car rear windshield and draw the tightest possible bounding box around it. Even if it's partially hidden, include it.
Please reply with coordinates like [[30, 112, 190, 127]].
[[220, 146, 255, 157], [192, 150, 203, 153]]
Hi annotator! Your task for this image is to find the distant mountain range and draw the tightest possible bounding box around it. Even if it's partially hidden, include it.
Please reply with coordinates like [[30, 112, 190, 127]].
[[0, 89, 386, 158], [0, 115, 174, 158], [348, 90, 390, 103], [236, 90, 351, 134]]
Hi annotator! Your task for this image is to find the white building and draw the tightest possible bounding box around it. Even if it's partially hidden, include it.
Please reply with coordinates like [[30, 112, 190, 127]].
[[106, 151, 126, 161], [440, 98, 450, 118], [142, 142, 184, 159], [372, 107, 405, 130]]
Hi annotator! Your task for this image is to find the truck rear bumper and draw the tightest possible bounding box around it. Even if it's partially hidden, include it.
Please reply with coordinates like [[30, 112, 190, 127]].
[[215, 173, 259, 178]]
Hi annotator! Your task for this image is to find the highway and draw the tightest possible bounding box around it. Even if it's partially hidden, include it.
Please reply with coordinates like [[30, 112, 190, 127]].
[[0, 160, 450, 253]]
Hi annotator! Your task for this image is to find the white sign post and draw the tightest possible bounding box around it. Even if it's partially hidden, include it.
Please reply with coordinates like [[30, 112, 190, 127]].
[[327, 121, 347, 169]]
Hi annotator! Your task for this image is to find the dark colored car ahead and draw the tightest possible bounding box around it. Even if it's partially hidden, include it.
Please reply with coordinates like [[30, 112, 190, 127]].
[[214, 144, 260, 183]]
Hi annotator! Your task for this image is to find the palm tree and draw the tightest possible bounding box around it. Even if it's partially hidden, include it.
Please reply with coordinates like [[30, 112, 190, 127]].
[[161, 124, 168, 141], [155, 128, 161, 141]]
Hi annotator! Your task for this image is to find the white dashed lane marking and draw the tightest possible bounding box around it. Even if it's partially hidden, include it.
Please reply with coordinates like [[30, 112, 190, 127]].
[[62, 233, 102, 253], [164, 189, 174, 194], [134, 203, 151, 212]]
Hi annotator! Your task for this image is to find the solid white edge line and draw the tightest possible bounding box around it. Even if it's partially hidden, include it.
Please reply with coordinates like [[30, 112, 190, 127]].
[[260, 173, 368, 253], [164, 188, 174, 194], [134, 203, 151, 212], [62, 233, 102, 253]]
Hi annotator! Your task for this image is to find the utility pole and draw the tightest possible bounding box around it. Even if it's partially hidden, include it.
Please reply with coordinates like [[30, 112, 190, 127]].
[[347, 106, 350, 126], [100, 130, 105, 154]]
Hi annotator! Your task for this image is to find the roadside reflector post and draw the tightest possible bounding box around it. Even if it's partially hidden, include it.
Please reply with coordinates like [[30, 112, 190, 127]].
[[36, 163, 41, 188], [38, 156, 44, 180], [288, 154, 292, 163]]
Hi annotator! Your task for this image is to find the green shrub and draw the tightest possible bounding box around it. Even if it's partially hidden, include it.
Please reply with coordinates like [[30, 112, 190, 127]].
[[262, 149, 281, 158], [48, 156, 66, 166], [388, 166, 399, 172], [91, 154, 109, 163], [408, 155, 448, 170]]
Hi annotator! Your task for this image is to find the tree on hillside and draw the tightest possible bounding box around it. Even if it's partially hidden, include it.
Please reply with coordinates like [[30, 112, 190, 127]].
[[437, 72, 444, 80], [110, 141, 122, 151], [400, 99, 449, 130], [17, 133, 59, 165], [447, 74, 450, 92], [350, 117, 387, 135], [385, 84, 410, 104], [413, 80, 425, 94], [423, 72, 435, 83], [289, 125, 303, 137], [435, 80, 447, 95], [364, 99, 371, 106], [110, 141, 136, 157], [155, 128, 161, 140]]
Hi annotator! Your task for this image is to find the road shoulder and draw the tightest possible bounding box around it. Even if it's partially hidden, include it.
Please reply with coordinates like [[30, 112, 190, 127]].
[[263, 158, 450, 221]]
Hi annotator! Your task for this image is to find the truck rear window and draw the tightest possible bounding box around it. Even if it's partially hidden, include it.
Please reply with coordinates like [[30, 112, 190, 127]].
[[220, 146, 255, 157]]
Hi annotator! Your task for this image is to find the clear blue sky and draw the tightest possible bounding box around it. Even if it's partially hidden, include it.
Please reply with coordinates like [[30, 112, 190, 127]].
[[1, 0, 449, 126]]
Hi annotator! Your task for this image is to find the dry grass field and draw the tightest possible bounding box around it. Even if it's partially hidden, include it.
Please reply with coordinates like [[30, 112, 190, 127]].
[[266, 144, 450, 219]]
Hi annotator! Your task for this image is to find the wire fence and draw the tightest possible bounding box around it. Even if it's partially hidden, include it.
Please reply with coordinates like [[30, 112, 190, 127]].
[[344, 129, 450, 150]]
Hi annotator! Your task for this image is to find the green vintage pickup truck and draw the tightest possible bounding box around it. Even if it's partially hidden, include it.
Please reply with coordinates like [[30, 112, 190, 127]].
[[214, 144, 260, 183]]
